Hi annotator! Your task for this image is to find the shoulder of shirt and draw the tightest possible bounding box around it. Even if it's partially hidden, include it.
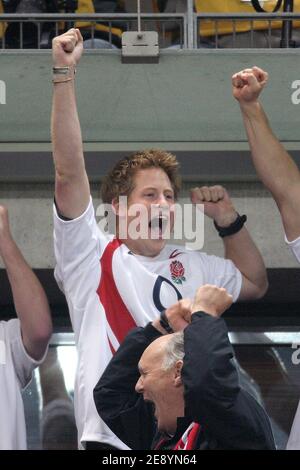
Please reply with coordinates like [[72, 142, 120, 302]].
[[0, 319, 21, 346], [53, 196, 94, 223], [1, 318, 20, 333]]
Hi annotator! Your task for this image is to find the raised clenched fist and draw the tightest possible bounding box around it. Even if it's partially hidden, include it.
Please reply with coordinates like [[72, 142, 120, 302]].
[[192, 284, 233, 318], [190, 185, 237, 227], [165, 299, 193, 332], [52, 28, 84, 67], [232, 66, 268, 103]]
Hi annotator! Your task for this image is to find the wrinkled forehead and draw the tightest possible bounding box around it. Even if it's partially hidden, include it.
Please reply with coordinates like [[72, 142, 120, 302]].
[[132, 168, 173, 191], [139, 334, 172, 370]]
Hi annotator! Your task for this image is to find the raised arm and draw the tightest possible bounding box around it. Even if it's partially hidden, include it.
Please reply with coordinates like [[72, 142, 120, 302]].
[[191, 186, 268, 301], [0, 207, 52, 360], [232, 66, 300, 241], [183, 312, 275, 449], [52, 28, 90, 219], [181, 285, 274, 450]]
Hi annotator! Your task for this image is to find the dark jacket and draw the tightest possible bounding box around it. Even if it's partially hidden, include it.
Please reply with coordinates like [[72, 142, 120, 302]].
[[94, 312, 276, 450]]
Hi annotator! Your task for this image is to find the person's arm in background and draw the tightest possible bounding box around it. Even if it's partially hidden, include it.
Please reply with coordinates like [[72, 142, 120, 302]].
[[232, 66, 300, 241], [52, 28, 90, 219], [39, 348, 77, 450], [190, 186, 268, 301], [0, 207, 52, 360]]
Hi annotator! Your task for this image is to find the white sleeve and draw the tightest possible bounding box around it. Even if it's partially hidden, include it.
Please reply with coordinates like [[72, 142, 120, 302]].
[[284, 233, 300, 263], [7, 319, 47, 389], [53, 197, 109, 295], [202, 254, 242, 302]]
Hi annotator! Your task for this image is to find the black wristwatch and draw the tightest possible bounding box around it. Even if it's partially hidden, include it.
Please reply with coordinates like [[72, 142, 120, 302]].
[[159, 310, 174, 334], [214, 213, 247, 238]]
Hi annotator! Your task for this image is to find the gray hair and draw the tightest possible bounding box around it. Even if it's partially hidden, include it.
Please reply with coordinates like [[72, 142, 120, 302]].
[[161, 331, 185, 370]]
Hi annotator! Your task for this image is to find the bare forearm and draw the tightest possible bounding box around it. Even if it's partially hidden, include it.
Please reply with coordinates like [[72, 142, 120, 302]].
[[240, 101, 300, 198], [51, 81, 90, 218], [51, 81, 85, 178], [223, 227, 268, 298], [0, 237, 52, 359], [51, 29, 90, 218]]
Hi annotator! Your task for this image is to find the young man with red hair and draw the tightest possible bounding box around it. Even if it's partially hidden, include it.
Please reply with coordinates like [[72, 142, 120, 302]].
[[51, 29, 268, 449]]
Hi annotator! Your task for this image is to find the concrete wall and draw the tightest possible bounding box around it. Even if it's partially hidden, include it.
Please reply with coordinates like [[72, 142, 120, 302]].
[[0, 181, 297, 270], [0, 49, 299, 271], [1, 50, 300, 144]]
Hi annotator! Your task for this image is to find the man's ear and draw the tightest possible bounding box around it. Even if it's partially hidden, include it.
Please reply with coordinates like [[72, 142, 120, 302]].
[[112, 196, 128, 218], [174, 360, 183, 387], [111, 198, 119, 216]]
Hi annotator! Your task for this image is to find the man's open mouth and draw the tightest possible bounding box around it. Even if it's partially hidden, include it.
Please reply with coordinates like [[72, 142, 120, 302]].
[[145, 399, 157, 417], [148, 215, 169, 238]]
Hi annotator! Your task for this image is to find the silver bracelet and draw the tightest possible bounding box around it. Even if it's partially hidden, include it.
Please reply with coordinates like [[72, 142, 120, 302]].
[[52, 65, 76, 84]]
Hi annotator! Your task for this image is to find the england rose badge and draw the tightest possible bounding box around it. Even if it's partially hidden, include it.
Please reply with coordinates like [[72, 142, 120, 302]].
[[170, 260, 186, 285]]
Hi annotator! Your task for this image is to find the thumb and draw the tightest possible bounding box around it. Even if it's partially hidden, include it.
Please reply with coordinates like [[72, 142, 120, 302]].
[[242, 72, 260, 89], [60, 37, 76, 53], [75, 28, 84, 44], [232, 73, 244, 88]]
